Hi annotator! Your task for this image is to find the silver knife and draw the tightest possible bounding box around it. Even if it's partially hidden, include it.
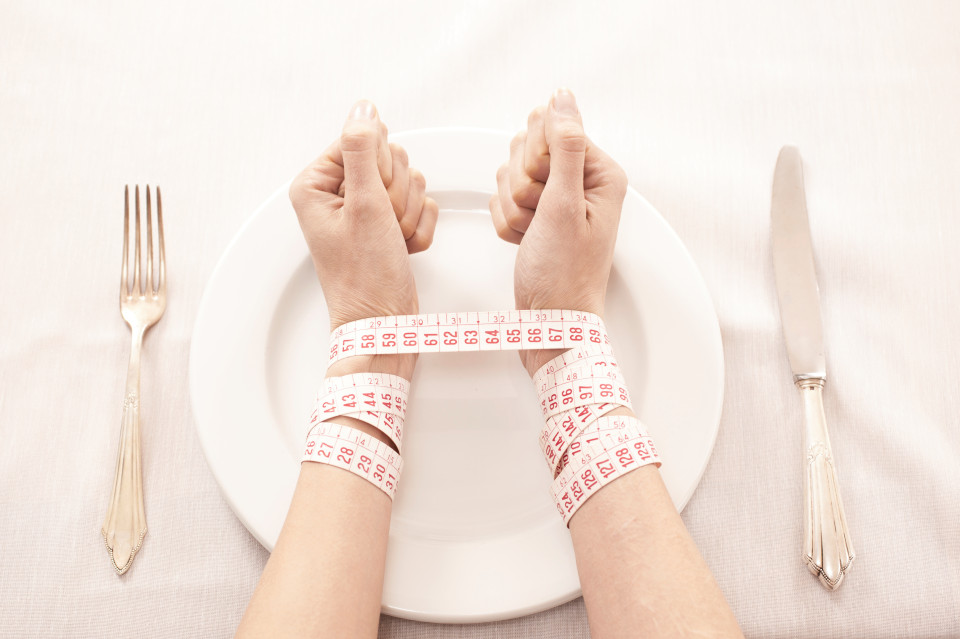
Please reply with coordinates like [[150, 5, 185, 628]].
[[771, 146, 855, 590]]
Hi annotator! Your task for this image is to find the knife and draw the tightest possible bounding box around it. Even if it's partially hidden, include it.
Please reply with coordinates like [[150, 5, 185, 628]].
[[771, 146, 855, 590]]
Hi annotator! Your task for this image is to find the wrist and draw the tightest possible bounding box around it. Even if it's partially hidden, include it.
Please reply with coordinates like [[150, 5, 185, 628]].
[[325, 353, 417, 382], [522, 348, 568, 378], [516, 305, 606, 377]]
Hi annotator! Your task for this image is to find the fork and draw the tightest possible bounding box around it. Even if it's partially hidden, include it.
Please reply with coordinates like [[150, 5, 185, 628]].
[[102, 185, 166, 575]]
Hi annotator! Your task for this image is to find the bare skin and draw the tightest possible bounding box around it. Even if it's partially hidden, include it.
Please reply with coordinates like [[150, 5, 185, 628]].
[[491, 88, 743, 638], [237, 93, 743, 639]]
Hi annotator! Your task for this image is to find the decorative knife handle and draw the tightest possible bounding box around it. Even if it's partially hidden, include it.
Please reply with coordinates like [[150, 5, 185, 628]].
[[798, 378, 854, 590]]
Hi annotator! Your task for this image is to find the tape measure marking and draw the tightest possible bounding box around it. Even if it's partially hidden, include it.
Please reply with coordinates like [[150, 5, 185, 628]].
[[328, 310, 611, 366], [304, 421, 403, 499], [310, 373, 410, 452], [551, 422, 659, 523]]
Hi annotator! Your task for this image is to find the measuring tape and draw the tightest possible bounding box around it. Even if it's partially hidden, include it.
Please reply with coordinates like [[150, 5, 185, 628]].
[[303, 309, 661, 520], [304, 421, 403, 498], [309, 373, 410, 452], [326, 309, 612, 365]]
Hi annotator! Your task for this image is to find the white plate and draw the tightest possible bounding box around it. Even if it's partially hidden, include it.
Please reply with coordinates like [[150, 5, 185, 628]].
[[190, 128, 724, 623]]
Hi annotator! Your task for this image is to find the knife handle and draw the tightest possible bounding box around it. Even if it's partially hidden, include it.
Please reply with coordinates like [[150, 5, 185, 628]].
[[798, 378, 855, 590]]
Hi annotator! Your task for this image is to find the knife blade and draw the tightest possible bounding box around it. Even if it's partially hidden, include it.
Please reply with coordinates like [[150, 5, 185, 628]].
[[771, 146, 825, 382], [770, 146, 854, 591]]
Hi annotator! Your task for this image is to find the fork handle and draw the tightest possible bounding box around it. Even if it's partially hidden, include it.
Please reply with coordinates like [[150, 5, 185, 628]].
[[102, 328, 148, 575], [799, 378, 854, 590]]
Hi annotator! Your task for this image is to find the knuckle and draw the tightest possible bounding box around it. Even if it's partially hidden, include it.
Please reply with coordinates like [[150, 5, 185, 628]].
[[504, 209, 528, 232], [417, 224, 437, 250], [389, 143, 408, 166], [496, 164, 509, 182], [509, 180, 523, 202], [409, 168, 426, 191], [613, 165, 629, 193], [340, 124, 378, 152], [288, 174, 310, 205], [407, 237, 426, 254], [399, 213, 417, 239], [510, 182, 528, 205], [492, 213, 509, 238], [524, 154, 549, 180], [527, 106, 546, 127], [288, 168, 323, 205], [389, 188, 405, 213], [511, 180, 541, 207], [510, 132, 526, 151], [553, 124, 587, 153], [422, 231, 436, 249]]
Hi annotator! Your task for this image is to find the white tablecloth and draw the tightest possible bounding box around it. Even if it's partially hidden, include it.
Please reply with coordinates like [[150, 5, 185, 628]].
[[2, 1, 958, 636]]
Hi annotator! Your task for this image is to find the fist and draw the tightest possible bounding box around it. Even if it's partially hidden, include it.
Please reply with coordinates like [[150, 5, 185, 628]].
[[489, 89, 629, 375], [290, 100, 438, 378]]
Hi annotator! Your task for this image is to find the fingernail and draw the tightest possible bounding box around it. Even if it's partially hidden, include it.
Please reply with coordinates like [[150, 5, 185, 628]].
[[552, 88, 578, 115], [349, 100, 377, 120]]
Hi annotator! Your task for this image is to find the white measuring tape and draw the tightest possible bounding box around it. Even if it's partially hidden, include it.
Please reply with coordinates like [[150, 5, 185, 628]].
[[308, 373, 410, 452], [303, 421, 402, 497], [303, 309, 661, 522], [326, 309, 612, 364]]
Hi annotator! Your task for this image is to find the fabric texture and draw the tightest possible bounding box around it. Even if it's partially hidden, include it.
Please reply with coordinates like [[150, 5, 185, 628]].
[[1, 1, 958, 636]]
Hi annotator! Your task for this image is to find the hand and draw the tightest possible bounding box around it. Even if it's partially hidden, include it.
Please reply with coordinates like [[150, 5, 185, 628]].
[[290, 100, 438, 380], [489, 89, 629, 376]]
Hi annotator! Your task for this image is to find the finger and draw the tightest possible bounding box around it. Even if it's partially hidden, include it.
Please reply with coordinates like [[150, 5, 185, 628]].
[[289, 138, 344, 210], [406, 196, 439, 253], [325, 120, 390, 197], [399, 168, 426, 240], [386, 143, 410, 221], [490, 165, 525, 244], [524, 106, 550, 183], [378, 118, 393, 186], [510, 132, 544, 210], [489, 193, 523, 245], [499, 161, 536, 234], [541, 88, 587, 220], [340, 100, 390, 211]]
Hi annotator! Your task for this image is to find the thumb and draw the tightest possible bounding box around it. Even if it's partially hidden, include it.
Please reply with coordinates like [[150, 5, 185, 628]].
[[542, 88, 586, 216], [340, 100, 388, 202]]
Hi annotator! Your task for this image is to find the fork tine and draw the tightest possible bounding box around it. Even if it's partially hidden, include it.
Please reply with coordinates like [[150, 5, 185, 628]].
[[122, 186, 130, 296], [157, 186, 165, 294], [146, 186, 154, 294], [134, 185, 141, 296]]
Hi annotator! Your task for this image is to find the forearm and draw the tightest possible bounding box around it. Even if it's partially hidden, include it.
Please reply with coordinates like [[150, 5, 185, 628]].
[[236, 463, 391, 639], [236, 354, 413, 639], [568, 422, 743, 639]]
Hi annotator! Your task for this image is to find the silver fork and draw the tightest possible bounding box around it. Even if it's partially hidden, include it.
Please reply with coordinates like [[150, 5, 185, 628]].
[[102, 185, 166, 575]]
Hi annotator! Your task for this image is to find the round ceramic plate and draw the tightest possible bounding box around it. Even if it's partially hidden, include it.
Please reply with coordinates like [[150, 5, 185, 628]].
[[190, 127, 724, 623]]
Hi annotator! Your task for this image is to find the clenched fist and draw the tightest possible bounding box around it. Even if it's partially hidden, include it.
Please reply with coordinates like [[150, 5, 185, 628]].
[[489, 89, 629, 376], [290, 100, 438, 380]]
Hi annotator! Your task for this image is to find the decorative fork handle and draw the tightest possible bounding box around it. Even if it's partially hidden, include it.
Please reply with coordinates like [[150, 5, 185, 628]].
[[798, 378, 854, 590], [102, 327, 148, 575]]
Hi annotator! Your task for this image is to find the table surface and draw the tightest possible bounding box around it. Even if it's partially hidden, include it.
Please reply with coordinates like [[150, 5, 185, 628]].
[[2, 1, 958, 637]]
